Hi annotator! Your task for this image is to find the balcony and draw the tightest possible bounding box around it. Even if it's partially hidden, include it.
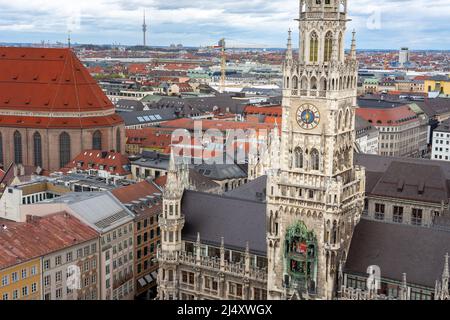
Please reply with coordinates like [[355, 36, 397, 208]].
[[177, 251, 267, 282]]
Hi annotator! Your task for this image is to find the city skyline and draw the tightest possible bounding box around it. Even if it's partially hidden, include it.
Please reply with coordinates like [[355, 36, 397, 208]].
[[0, 0, 449, 50]]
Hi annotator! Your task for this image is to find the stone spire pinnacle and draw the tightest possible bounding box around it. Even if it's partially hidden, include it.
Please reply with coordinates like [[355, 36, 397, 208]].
[[164, 148, 183, 199], [400, 273, 409, 300], [441, 253, 449, 299], [168, 148, 177, 172], [444, 253, 449, 279], [286, 29, 293, 61], [350, 29, 357, 60]]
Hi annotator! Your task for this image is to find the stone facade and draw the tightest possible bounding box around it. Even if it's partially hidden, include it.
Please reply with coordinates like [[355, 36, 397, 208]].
[[266, 0, 365, 300], [0, 125, 125, 172]]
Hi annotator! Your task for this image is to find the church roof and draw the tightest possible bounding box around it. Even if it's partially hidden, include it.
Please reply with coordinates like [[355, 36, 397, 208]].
[[0, 47, 115, 113]]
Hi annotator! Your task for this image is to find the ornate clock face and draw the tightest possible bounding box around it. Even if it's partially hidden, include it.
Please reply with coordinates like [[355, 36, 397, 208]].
[[296, 104, 320, 130]]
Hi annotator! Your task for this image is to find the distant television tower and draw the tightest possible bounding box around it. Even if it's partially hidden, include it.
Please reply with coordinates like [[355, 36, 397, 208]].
[[142, 10, 148, 47]]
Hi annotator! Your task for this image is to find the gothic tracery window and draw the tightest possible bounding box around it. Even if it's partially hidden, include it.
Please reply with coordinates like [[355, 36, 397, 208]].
[[292, 76, 299, 89], [59, 132, 71, 168], [92, 130, 102, 150], [116, 128, 121, 153], [33, 132, 42, 168], [14, 131, 22, 164], [294, 147, 304, 168], [311, 149, 320, 170], [324, 31, 333, 62], [309, 31, 319, 63]]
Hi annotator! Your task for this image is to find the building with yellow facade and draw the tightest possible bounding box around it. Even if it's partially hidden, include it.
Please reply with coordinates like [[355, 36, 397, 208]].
[[0, 258, 41, 300], [0, 213, 99, 301], [425, 75, 450, 95]]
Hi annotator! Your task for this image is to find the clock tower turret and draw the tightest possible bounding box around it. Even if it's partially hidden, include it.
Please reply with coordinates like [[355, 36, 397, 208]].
[[266, 0, 365, 300]]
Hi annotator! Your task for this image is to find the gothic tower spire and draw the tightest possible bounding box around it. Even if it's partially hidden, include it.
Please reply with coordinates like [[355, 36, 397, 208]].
[[286, 29, 293, 61], [350, 30, 357, 60], [267, 0, 365, 300], [157, 148, 186, 299]]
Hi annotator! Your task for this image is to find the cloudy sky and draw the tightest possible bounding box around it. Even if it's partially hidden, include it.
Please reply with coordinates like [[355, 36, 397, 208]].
[[0, 0, 449, 49]]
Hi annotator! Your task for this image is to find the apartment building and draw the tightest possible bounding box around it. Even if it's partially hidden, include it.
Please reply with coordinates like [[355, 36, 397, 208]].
[[112, 180, 162, 299], [0, 179, 70, 222], [0, 213, 98, 300], [41, 230, 100, 300], [357, 104, 428, 157], [21, 192, 136, 300], [432, 120, 450, 161], [355, 116, 379, 154]]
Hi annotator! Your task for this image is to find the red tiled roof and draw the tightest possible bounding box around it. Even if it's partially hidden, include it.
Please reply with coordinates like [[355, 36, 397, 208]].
[[264, 116, 282, 125], [160, 118, 275, 132], [414, 75, 431, 81], [153, 175, 167, 188], [63, 150, 130, 175], [0, 213, 98, 269], [0, 47, 115, 113], [127, 64, 148, 74], [126, 127, 174, 149], [356, 105, 418, 126], [111, 180, 161, 204], [244, 105, 282, 116]]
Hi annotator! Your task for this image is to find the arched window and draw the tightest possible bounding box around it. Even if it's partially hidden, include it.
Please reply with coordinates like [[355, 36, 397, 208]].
[[324, 31, 333, 62], [286, 77, 290, 89], [311, 149, 320, 170], [310, 77, 318, 91], [0, 132, 3, 165], [320, 77, 327, 92], [294, 147, 304, 168], [33, 132, 42, 167], [309, 31, 319, 63], [116, 128, 121, 153], [92, 130, 102, 150], [292, 76, 299, 89], [301, 76, 308, 90], [345, 109, 350, 128], [59, 132, 71, 168], [14, 131, 22, 164]]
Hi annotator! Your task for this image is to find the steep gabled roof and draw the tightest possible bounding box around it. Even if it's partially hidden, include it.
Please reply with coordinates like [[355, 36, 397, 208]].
[[0, 47, 115, 113], [181, 190, 266, 256], [346, 219, 450, 288]]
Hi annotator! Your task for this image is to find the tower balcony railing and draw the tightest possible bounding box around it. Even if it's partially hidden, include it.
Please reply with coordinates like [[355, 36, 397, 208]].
[[324, 242, 341, 251], [300, 12, 346, 20], [178, 251, 267, 282], [289, 89, 328, 98]]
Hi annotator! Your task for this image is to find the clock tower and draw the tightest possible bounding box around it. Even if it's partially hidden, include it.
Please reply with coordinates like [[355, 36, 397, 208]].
[[266, 0, 365, 300]]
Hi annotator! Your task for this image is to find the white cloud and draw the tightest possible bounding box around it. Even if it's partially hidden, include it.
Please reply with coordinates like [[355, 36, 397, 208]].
[[0, 0, 449, 49]]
